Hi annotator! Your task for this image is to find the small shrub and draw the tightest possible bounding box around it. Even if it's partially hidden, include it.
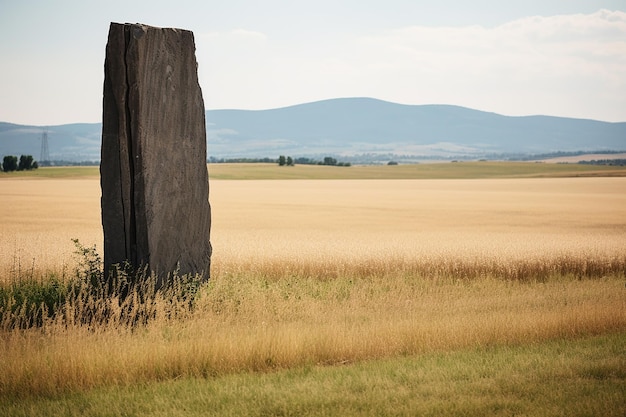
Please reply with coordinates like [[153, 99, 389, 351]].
[[0, 240, 205, 330], [2, 155, 18, 172], [17, 155, 38, 171], [71, 238, 103, 288], [0, 276, 67, 328]]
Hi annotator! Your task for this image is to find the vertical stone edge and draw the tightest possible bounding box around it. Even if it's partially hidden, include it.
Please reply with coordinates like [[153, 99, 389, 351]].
[[101, 22, 134, 276], [125, 24, 149, 272], [188, 28, 212, 281]]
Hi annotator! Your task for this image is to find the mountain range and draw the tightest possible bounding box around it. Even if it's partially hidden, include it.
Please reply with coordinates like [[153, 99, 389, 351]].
[[1, 97, 625, 163]]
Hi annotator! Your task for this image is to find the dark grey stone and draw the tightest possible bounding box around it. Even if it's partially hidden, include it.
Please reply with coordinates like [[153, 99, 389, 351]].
[[101, 22, 211, 284]]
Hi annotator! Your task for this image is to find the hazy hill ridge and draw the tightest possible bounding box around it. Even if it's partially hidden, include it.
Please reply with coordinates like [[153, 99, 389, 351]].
[[2, 98, 625, 162]]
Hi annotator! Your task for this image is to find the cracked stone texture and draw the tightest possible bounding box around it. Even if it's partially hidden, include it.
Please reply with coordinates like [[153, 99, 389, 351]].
[[101, 22, 211, 283]]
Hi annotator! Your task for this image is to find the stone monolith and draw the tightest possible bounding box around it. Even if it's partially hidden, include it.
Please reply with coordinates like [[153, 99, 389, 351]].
[[101, 22, 211, 284]]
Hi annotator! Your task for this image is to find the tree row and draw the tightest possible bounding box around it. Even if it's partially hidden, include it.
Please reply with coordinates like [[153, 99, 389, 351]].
[[1, 155, 39, 172]]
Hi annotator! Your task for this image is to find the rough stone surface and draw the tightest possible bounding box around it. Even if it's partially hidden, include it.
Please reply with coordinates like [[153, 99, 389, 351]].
[[101, 22, 211, 283]]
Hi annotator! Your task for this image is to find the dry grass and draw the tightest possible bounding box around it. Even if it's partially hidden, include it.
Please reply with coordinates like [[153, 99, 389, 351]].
[[2, 273, 624, 398], [209, 178, 626, 278], [0, 176, 625, 398], [2, 177, 625, 282]]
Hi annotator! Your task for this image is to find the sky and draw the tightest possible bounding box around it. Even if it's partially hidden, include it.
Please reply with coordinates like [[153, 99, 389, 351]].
[[1, 0, 625, 125]]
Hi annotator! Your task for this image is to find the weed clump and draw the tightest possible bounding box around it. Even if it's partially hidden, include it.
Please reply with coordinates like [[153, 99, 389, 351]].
[[0, 239, 204, 330]]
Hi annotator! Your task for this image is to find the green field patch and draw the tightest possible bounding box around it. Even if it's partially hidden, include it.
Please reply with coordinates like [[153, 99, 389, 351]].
[[2, 162, 625, 180], [0, 166, 100, 179], [208, 161, 626, 180], [2, 332, 624, 417]]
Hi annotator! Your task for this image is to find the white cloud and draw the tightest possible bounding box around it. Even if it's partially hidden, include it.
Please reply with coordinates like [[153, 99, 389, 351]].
[[350, 9, 626, 120], [196, 9, 626, 121]]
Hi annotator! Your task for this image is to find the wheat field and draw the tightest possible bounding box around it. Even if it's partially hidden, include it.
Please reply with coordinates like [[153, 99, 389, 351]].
[[2, 176, 625, 279], [210, 177, 626, 279], [1, 174, 625, 398]]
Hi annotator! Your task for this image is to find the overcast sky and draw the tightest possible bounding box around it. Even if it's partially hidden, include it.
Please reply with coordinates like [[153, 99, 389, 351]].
[[1, 0, 625, 125]]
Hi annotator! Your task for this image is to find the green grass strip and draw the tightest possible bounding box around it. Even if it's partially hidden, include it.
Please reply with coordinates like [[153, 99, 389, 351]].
[[207, 161, 626, 180], [0, 166, 99, 179], [3, 332, 624, 417], [2, 162, 626, 180]]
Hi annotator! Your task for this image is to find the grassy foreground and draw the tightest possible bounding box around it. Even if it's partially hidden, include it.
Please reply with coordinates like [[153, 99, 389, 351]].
[[2, 270, 625, 398], [2, 332, 624, 417], [1, 168, 625, 415]]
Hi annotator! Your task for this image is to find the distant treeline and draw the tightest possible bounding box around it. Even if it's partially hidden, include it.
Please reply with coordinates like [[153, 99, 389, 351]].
[[1, 155, 38, 172], [577, 159, 626, 166], [207, 150, 626, 165], [208, 156, 352, 167], [508, 150, 626, 161], [208, 157, 275, 164], [38, 160, 100, 167], [289, 156, 351, 167]]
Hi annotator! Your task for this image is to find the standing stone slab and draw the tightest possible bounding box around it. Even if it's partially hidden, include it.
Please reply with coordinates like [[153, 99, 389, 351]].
[[101, 22, 211, 283]]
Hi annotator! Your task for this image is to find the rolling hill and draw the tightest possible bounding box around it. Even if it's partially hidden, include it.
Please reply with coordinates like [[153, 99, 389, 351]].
[[1, 98, 625, 163]]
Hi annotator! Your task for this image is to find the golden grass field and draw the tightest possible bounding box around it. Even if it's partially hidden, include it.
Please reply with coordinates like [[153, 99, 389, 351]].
[[2, 172, 625, 280], [0, 164, 625, 411]]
